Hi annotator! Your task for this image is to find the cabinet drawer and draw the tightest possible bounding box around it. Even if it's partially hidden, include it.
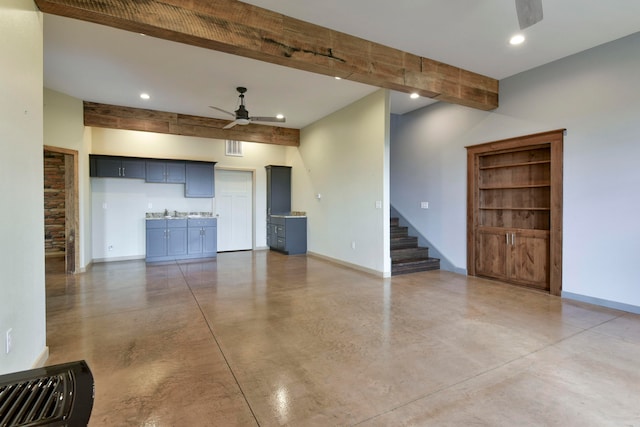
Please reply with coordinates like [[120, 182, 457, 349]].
[[275, 225, 285, 236], [188, 218, 216, 228], [167, 219, 187, 228], [146, 219, 166, 229], [270, 216, 285, 226]]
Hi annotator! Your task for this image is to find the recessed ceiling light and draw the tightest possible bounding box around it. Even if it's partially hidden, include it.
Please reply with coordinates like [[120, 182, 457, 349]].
[[510, 34, 525, 45], [410, 93, 420, 99], [334, 76, 342, 80], [140, 93, 150, 100], [276, 114, 284, 119]]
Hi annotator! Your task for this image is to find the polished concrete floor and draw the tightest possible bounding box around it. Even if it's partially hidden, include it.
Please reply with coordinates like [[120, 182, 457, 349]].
[[45, 251, 640, 426]]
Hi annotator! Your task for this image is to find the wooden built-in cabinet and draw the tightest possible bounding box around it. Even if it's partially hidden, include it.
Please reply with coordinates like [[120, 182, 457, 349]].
[[467, 130, 563, 295]]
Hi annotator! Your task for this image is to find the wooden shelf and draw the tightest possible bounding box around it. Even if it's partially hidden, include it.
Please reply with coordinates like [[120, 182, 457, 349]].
[[479, 207, 550, 211], [479, 160, 551, 170], [480, 184, 550, 190]]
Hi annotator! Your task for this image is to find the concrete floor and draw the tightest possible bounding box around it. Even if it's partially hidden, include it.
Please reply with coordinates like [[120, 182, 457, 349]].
[[45, 251, 640, 426]]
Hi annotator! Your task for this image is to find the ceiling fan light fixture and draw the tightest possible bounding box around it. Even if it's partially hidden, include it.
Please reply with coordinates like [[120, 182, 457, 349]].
[[510, 34, 526, 45]]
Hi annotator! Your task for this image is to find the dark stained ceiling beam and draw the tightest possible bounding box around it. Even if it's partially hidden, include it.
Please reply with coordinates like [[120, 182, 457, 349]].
[[36, 0, 499, 111], [84, 102, 300, 146]]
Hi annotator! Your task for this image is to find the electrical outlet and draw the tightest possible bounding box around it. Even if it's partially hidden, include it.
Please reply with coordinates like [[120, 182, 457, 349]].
[[108, 245, 114, 251], [6, 328, 12, 354], [351, 241, 356, 249], [421, 201, 429, 209]]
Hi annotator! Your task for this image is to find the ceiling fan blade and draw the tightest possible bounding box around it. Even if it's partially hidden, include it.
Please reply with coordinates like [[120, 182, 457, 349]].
[[209, 106, 235, 117], [515, 0, 543, 30], [223, 120, 240, 129], [250, 116, 286, 123]]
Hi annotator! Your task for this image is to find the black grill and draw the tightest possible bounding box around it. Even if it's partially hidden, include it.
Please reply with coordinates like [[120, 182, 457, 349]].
[[0, 361, 93, 427]]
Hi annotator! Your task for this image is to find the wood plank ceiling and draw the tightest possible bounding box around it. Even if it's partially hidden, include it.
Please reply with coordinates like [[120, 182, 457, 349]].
[[37, 0, 500, 146]]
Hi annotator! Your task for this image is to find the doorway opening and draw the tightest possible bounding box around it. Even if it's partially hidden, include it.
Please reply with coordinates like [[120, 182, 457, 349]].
[[44, 146, 79, 274], [215, 169, 254, 252]]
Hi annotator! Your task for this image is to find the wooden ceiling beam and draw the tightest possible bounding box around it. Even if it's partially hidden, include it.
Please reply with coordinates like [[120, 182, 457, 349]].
[[36, 0, 499, 111], [84, 102, 300, 146]]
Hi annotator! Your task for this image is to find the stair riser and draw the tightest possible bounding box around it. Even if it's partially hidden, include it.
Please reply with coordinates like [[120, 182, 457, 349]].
[[391, 239, 418, 250], [391, 248, 430, 261], [391, 229, 409, 238], [392, 264, 440, 275]]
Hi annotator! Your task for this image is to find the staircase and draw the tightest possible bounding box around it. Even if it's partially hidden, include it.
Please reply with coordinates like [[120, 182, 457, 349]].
[[391, 217, 440, 275]]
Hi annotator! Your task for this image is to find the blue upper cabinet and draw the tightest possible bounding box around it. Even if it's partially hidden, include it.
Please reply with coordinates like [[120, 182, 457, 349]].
[[90, 155, 146, 179], [146, 160, 186, 183], [185, 162, 216, 198], [90, 155, 215, 198]]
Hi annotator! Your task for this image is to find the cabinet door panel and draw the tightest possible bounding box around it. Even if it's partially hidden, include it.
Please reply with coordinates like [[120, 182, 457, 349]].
[[167, 228, 188, 256], [95, 157, 122, 177], [187, 227, 203, 255], [475, 229, 508, 280], [511, 233, 550, 289], [145, 160, 166, 182], [121, 159, 146, 179], [202, 226, 217, 255], [166, 161, 186, 183], [185, 162, 215, 198], [146, 228, 166, 258]]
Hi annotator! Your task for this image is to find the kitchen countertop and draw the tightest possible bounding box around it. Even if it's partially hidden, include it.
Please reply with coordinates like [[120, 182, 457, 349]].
[[146, 211, 214, 219]]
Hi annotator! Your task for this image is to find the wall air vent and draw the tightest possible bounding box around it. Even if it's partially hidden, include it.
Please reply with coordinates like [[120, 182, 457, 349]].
[[225, 140, 243, 157]]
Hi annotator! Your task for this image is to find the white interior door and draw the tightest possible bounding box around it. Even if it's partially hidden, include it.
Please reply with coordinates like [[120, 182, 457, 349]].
[[216, 170, 253, 252]]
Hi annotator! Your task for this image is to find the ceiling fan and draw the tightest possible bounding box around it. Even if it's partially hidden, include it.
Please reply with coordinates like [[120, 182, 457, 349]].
[[515, 0, 543, 30], [209, 87, 286, 129]]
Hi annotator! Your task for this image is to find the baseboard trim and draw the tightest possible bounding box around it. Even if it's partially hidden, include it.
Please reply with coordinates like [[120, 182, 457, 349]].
[[92, 255, 145, 263], [32, 346, 49, 368], [307, 251, 389, 278], [562, 291, 640, 315]]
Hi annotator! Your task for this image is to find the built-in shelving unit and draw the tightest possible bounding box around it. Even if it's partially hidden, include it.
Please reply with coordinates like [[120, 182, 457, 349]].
[[467, 130, 564, 295]]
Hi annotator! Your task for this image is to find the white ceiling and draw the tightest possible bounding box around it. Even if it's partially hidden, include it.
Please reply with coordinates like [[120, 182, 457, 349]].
[[43, 1, 640, 129]]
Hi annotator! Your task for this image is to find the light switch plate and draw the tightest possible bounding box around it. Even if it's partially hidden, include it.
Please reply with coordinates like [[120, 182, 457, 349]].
[[421, 202, 429, 209]]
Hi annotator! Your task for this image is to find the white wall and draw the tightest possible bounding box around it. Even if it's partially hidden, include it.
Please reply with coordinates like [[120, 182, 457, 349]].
[[90, 128, 289, 260], [391, 33, 640, 310], [0, 1, 47, 374], [293, 89, 391, 276], [44, 88, 92, 269]]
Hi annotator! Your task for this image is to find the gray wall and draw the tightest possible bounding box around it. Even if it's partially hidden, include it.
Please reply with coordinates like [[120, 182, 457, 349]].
[[391, 33, 640, 310]]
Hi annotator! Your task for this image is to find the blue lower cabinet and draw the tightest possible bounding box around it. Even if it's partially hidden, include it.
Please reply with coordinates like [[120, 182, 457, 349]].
[[267, 216, 307, 255], [146, 218, 216, 262], [187, 218, 217, 257]]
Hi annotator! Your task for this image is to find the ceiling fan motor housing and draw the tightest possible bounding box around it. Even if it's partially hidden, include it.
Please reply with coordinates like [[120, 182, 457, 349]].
[[235, 104, 250, 120]]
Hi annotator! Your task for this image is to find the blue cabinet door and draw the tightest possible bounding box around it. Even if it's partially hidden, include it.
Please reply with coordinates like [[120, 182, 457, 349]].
[[185, 162, 215, 198], [202, 226, 217, 256], [187, 227, 203, 255], [146, 227, 167, 258], [167, 227, 188, 256]]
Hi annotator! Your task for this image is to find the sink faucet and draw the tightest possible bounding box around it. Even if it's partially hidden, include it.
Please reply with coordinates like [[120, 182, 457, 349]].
[[164, 208, 168, 216]]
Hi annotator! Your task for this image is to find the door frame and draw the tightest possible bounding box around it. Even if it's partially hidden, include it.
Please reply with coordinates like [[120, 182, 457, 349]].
[[44, 145, 79, 274], [466, 129, 563, 295], [215, 167, 256, 251]]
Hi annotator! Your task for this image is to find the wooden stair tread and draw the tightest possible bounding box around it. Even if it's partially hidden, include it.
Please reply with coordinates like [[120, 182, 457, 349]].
[[389, 217, 440, 275]]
